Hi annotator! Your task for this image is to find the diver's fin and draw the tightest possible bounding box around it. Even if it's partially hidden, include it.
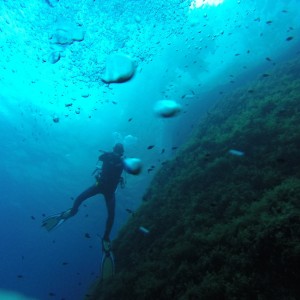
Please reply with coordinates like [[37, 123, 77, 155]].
[[41, 209, 71, 232], [100, 239, 115, 280], [101, 251, 115, 280]]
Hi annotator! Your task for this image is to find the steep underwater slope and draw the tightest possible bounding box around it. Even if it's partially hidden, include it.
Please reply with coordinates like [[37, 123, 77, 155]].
[[88, 56, 300, 300]]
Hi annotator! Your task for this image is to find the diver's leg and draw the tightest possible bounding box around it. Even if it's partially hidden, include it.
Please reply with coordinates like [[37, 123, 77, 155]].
[[103, 193, 116, 241], [70, 185, 100, 216]]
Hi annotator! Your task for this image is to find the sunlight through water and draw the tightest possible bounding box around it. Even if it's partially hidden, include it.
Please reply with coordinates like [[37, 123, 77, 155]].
[[190, 0, 224, 9]]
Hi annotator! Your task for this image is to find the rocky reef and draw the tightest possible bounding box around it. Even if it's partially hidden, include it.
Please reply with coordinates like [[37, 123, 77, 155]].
[[86, 55, 300, 300]]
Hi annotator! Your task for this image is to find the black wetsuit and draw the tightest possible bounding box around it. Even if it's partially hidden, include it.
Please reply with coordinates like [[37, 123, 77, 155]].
[[70, 152, 124, 241]]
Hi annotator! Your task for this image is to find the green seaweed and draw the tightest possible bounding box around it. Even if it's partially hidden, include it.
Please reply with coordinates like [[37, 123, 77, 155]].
[[86, 55, 300, 300]]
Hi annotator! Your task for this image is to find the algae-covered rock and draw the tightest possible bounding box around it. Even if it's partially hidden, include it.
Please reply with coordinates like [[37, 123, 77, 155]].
[[87, 56, 300, 300]]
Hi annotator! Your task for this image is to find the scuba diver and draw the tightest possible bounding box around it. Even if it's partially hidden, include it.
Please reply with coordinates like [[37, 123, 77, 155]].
[[42, 143, 125, 251]]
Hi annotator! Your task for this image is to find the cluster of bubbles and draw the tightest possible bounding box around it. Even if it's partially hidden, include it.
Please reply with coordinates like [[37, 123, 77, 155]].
[[106, 53, 182, 176]]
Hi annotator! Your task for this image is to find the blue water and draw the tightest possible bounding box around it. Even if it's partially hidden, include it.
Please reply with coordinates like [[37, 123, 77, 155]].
[[0, 0, 299, 299]]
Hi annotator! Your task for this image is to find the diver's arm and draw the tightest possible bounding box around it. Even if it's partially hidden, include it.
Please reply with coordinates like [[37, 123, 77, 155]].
[[98, 152, 109, 162]]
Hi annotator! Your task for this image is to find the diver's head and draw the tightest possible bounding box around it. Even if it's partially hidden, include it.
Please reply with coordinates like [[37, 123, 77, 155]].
[[113, 143, 124, 156]]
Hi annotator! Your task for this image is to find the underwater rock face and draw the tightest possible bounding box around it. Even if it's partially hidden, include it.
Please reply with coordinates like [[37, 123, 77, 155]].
[[88, 56, 300, 300], [101, 53, 136, 83]]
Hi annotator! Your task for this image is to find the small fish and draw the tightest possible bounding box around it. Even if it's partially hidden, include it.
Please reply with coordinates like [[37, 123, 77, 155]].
[[276, 158, 286, 164], [62, 262, 69, 266], [126, 208, 135, 215], [161, 148, 165, 154], [139, 226, 150, 234], [128, 118, 133, 122], [229, 149, 245, 156], [17, 275, 23, 279], [286, 36, 293, 41], [172, 146, 178, 150], [265, 57, 272, 61], [266, 20, 272, 24], [85, 233, 91, 239], [112, 101, 117, 105], [65, 103, 72, 107], [204, 153, 211, 159], [147, 145, 155, 150], [262, 73, 270, 77], [147, 167, 155, 173], [182, 93, 195, 99], [31, 216, 36, 220], [48, 293, 55, 297]]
